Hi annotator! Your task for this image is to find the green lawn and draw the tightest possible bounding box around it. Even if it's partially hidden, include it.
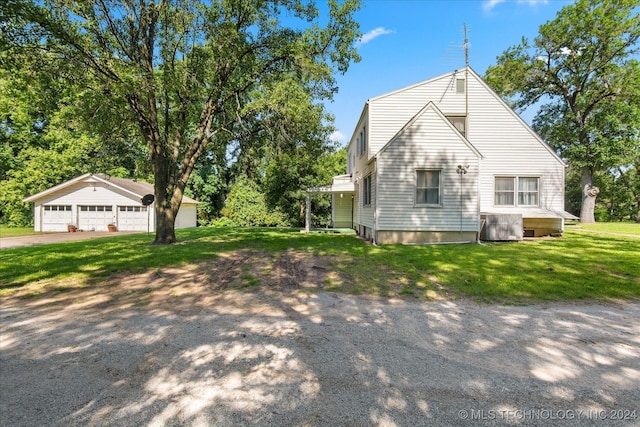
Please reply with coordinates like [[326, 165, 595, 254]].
[[570, 221, 640, 236], [1, 226, 638, 304], [0, 226, 38, 238]]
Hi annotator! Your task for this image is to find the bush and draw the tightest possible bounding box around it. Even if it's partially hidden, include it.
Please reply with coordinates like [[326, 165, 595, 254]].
[[220, 176, 290, 227], [208, 216, 237, 227]]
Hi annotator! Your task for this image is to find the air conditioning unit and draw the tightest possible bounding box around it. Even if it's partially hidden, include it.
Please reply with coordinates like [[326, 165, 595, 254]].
[[480, 214, 523, 241]]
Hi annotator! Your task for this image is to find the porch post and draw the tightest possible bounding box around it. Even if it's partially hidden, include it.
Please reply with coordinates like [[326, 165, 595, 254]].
[[305, 192, 311, 232]]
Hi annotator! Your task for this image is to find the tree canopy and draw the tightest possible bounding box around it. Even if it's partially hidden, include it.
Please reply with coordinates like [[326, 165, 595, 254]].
[[485, 0, 640, 223], [6, 0, 361, 242]]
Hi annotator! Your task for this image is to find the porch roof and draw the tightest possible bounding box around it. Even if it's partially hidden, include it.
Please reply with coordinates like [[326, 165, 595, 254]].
[[482, 208, 578, 220], [307, 175, 355, 194]]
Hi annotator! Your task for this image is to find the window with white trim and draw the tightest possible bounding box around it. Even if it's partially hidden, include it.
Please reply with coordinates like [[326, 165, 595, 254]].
[[518, 177, 539, 206], [416, 170, 441, 206], [357, 126, 367, 156], [494, 177, 539, 206], [362, 175, 371, 206]]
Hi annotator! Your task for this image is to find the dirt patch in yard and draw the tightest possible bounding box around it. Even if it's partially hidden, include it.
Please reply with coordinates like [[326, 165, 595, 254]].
[[1, 249, 353, 312]]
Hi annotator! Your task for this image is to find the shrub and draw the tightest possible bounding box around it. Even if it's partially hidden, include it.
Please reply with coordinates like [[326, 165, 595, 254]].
[[220, 176, 290, 227]]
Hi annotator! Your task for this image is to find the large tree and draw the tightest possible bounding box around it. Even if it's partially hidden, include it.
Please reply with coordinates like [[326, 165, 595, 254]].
[[0, 47, 148, 225], [8, 0, 360, 243], [485, 0, 640, 223]]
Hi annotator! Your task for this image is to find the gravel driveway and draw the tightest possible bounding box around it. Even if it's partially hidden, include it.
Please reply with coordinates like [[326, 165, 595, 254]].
[[1, 288, 638, 426], [0, 231, 141, 249]]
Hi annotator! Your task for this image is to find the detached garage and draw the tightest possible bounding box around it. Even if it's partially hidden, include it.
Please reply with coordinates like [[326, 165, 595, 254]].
[[23, 173, 198, 232]]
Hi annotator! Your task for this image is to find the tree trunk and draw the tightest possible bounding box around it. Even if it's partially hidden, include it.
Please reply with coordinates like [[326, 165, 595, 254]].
[[152, 155, 178, 244], [636, 197, 640, 223], [580, 167, 599, 223], [154, 202, 177, 244]]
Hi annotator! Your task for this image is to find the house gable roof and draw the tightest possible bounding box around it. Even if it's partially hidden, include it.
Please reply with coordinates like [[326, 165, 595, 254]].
[[23, 174, 199, 204], [464, 67, 565, 166], [349, 66, 564, 166], [368, 71, 453, 103], [376, 101, 483, 159]]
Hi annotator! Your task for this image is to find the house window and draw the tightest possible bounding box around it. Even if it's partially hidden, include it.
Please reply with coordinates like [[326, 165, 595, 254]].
[[446, 115, 466, 137], [518, 177, 539, 206], [456, 78, 465, 94], [362, 175, 372, 206], [494, 177, 539, 206], [357, 126, 367, 156], [495, 177, 515, 206], [416, 170, 441, 205]]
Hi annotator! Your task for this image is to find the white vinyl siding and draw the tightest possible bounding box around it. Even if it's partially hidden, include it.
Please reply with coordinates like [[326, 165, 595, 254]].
[[364, 69, 565, 216], [368, 72, 468, 158], [354, 161, 375, 230], [175, 204, 197, 229], [343, 67, 566, 239], [465, 72, 565, 214], [376, 104, 480, 232], [26, 174, 198, 232], [30, 182, 155, 232], [332, 193, 354, 228]]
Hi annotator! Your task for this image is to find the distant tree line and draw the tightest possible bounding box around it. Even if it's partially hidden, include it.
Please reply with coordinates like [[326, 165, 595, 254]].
[[0, 58, 346, 228], [486, 0, 640, 223]]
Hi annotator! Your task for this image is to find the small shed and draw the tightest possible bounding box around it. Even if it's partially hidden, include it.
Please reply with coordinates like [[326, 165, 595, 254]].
[[23, 173, 198, 232]]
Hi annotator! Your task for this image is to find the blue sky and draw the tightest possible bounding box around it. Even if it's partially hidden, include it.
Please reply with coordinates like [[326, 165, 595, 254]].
[[327, 0, 574, 145]]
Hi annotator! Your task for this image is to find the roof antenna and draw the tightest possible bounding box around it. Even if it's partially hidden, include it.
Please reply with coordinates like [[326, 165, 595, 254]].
[[464, 23, 469, 69], [464, 23, 469, 135]]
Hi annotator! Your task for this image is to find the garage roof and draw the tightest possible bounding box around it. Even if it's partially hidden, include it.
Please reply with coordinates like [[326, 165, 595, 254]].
[[23, 173, 199, 204]]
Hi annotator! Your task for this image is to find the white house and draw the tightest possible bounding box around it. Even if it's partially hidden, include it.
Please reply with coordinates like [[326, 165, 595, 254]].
[[23, 173, 198, 232], [310, 67, 575, 244]]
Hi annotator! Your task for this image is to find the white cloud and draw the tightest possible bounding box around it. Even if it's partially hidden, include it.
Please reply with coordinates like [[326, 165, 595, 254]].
[[482, 0, 506, 12], [483, 0, 548, 12], [329, 130, 346, 142], [357, 27, 393, 47]]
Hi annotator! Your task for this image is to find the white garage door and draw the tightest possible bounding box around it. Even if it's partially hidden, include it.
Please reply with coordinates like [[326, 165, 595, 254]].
[[117, 206, 148, 231], [42, 205, 73, 232], [78, 205, 113, 231]]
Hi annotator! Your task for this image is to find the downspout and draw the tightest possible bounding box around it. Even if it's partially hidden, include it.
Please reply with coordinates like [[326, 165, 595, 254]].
[[373, 157, 377, 245], [351, 194, 354, 229], [561, 165, 567, 233], [477, 160, 483, 244], [305, 192, 311, 232]]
